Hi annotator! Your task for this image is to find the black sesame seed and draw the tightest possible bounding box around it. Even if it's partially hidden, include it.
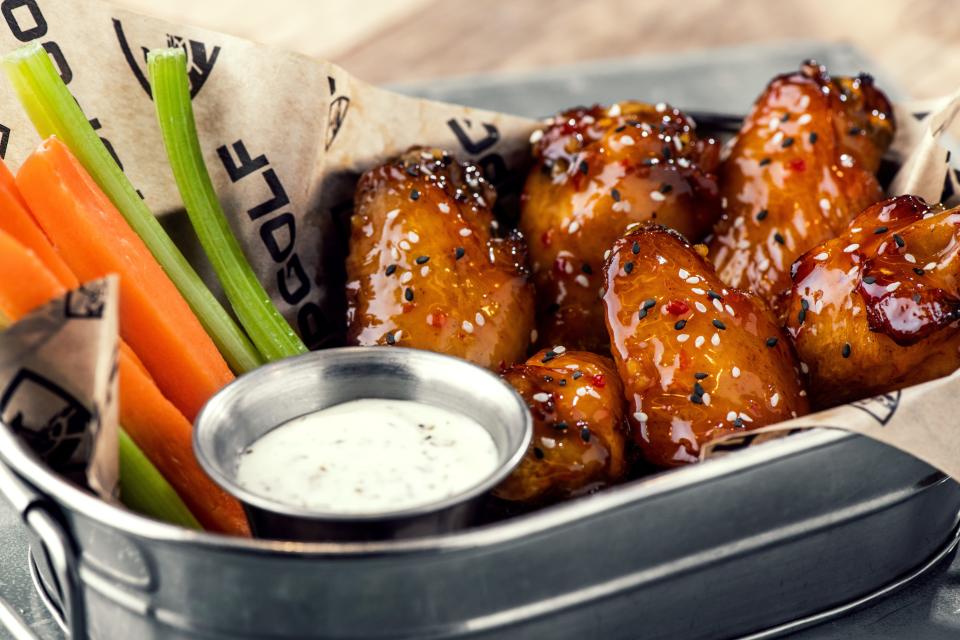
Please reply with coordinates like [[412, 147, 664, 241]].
[[611, 188, 621, 202], [386, 332, 397, 345], [798, 308, 807, 324], [801, 298, 809, 311], [534, 447, 545, 460], [766, 337, 779, 347], [582, 263, 593, 274], [415, 255, 430, 265], [638, 308, 648, 319], [385, 264, 398, 276], [694, 382, 705, 397], [809, 132, 818, 144], [873, 226, 888, 234], [694, 372, 709, 379], [663, 145, 672, 159], [579, 160, 589, 175], [849, 126, 862, 136], [624, 262, 635, 274], [707, 290, 722, 300], [756, 209, 769, 221], [580, 427, 591, 442], [404, 287, 414, 302], [781, 113, 791, 122], [734, 417, 744, 428], [643, 298, 657, 310], [894, 234, 905, 248], [759, 157, 772, 166], [615, 125, 626, 133], [632, 241, 641, 255], [559, 379, 567, 387], [573, 371, 583, 380], [542, 352, 556, 364], [913, 293, 922, 303], [842, 343, 852, 358], [544, 375, 554, 382], [674, 319, 687, 330], [774, 232, 786, 245], [690, 394, 704, 405], [553, 421, 568, 431], [863, 276, 876, 284], [782, 137, 795, 148], [455, 247, 465, 260], [712, 319, 727, 330], [914, 268, 925, 276], [410, 189, 420, 201], [660, 183, 673, 194]]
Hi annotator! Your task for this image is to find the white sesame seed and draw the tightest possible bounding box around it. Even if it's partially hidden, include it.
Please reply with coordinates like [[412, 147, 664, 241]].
[[568, 221, 581, 234], [532, 392, 550, 402], [459, 228, 472, 237], [840, 154, 854, 168], [711, 333, 720, 346], [771, 130, 784, 145], [391, 247, 401, 261], [634, 411, 649, 423], [712, 298, 724, 313], [541, 437, 556, 449], [386, 209, 400, 220], [799, 95, 811, 110], [677, 333, 690, 343], [420, 266, 430, 277], [695, 336, 705, 348], [801, 362, 809, 374], [701, 393, 711, 406], [575, 275, 590, 287], [924, 262, 937, 271], [758, 259, 771, 271], [814, 252, 828, 261], [576, 387, 587, 397], [726, 411, 737, 422], [608, 103, 622, 117], [679, 269, 690, 279], [529, 129, 544, 145], [886, 281, 901, 292], [734, 216, 745, 228], [850, 227, 862, 233], [732, 366, 741, 378], [462, 320, 474, 334], [408, 231, 420, 243], [721, 197, 728, 209], [771, 393, 780, 408], [475, 313, 486, 327], [650, 190, 666, 202], [692, 287, 706, 294], [620, 135, 635, 146], [612, 200, 632, 213], [400, 271, 413, 284], [797, 113, 812, 125], [695, 302, 708, 313], [586, 388, 602, 399], [604, 249, 611, 261], [553, 345, 566, 354], [905, 253, 916, 263], [438, 202, 450, 214], [677, 157, 690, 168], [725, 304, 736, 316], [799, 390, 807, 397], [740, 412, 754, 423], [394, 330, 403, 341], [843, 243, 859, 253], [426, 314, 433, 325], [819, 198, 830, 211], [399, 240, 411, 251]]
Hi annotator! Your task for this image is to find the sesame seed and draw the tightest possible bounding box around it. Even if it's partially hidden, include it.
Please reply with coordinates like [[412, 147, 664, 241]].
[[386, 208, 400, 220], [650, 190, 666, 202], [420, 266, 430, 277], [579, 160, 589, 175], [581, 427, 591, 442], [711, 333, 720, 346], [712, 319, 726, 330], [415, 255, 430, 264], [894, 234, 905, 248], [404, 287, 414, 301], [455, 247, 465, 260], [575, 274, 590, 287], [674, 319, 687, 330], [692, 287, 706, 295], [732, 366, 741, 378], [693, 382, 705, 396], [913, 293, 922, 303], [809, 132, 818, 144], [782, 137, 795, 148], [677, 333, 690, 343], [905, 253, 916, 264], [798, 113, 812, 125], [842, 343, 851, 358], [624, 262, 634, 274], [843, 243, 859, 253], [459, 228, 472, 237], [924, 262, 937, 270], [643, 298, 657, 310], [726, 411, 738, 422], [410, 189, 420, 201], [476, 313, 486, 326], [886, 281, 901, 292], [725, 304, 736, 316], [660, 183, 673, 194], [695, 336, 705, 348], [532, 392, 550, 402], [679, 269, 690, 279], [385, 264, 398, 276], [386, 332, 397, 345], [814, 252, 828, 261], [707, 290, 722, 300], [400, 271, 413, 284], [690, 394, 703, 404], [573, 371, 582, 380], [801, 362, 809, 374], [619, 135, 635, 146], [771, 393, 780, 407], [874, 226, 888, 234], [611, 188, 621, 202], [819, 198, 830, 211], [399, 240, 411, 251], [553, 421, 568, 431], [438, 202, 450, 214], [798, 308, 807, 324], [695, 372, 709, 379], [632, 241, 641, 255], [712, 298, 724, 313], [568, 221, 581, 234], [759, 157, 772, 166], [774, 232, 786, 245], [862, 276, 876, 284], [766, 337, 778, 347], [634, 411, 649, 423], [914, 268, 925, 276], [408, 231, 420, 243], [701, 393, 711, 406], [695, 302, 708, 313], [638, 309, 648, 320], [841, 154, 854, 168]]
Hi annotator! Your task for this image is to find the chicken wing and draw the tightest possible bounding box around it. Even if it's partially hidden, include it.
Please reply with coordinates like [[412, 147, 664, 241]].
[[603, 225, 809, 467], [785, 195, 960, 408], [495, 349, 630, 503], [346, 147, 534, 370], [710, 61, 894, 313], [520, 102, 722, 353]]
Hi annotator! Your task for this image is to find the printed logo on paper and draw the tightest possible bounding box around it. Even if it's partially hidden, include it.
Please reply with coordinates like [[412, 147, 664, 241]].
[[325, 76, 350, 150], [113, 19, 221, 99], [849, 390, 901, 426], [65, 282, 108, 319], [0, 369, 91, 472]]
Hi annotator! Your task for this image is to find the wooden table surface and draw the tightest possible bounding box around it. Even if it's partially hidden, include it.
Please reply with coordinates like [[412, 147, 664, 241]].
[[113, 0, 958, 100]]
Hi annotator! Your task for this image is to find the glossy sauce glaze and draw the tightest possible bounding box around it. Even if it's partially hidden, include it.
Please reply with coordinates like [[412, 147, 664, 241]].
[[709, 61, 894, 314], [346, 147, 534, 371], [520, 102, 722, 352], [236, 399, 500, 514], [603, 226, 809, 467], [495, 349, 629, 503], [785, 195, 960, 408]]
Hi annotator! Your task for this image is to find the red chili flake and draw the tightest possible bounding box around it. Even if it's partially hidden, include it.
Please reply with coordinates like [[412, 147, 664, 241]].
[[591, 374, 606, 388], [541, 230, 553, 247], [664, 299, 690, 315], [429, 310, 448, 328], [788, 158, 806, 172]]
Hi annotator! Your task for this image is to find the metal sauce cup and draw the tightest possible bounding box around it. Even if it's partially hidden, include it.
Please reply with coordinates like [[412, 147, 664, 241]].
[[194, 347, 532, 542]]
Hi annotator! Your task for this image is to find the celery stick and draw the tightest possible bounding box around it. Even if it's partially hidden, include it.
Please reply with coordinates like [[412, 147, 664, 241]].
[[1, 43, 264, 373], [118, 428, 201, 529], [148, 49, 307, 361]]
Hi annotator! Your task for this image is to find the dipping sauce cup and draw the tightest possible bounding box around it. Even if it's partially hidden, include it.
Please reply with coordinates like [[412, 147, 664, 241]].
[[193, 347, 532, 542]]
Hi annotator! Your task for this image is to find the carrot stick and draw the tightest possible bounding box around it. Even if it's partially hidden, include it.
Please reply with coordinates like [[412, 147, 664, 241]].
[[0, 229, 248, 534], [16, 137, 234, 422]]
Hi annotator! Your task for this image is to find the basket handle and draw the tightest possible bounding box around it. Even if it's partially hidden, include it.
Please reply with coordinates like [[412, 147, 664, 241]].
[[0, 462, 85, 640]]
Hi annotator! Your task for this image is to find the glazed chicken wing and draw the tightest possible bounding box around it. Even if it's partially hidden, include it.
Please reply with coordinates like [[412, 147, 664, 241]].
[[521, 102, 722, 353], [785, 195, 960, 408], [495, 349, 629, 503], [710, 61, 894, 312], [603, 226, 809, 467], [346, 148, 534, 370]]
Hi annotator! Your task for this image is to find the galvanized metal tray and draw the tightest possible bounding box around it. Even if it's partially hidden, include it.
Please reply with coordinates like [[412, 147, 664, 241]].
[[2, 41, 959, 640]]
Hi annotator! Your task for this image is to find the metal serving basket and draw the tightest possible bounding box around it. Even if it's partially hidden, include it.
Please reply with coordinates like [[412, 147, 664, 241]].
[[1, 43, 959, 640]]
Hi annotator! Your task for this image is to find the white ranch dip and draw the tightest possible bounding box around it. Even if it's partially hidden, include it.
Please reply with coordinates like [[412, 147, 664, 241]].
[[235, 399, 500, 514]]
